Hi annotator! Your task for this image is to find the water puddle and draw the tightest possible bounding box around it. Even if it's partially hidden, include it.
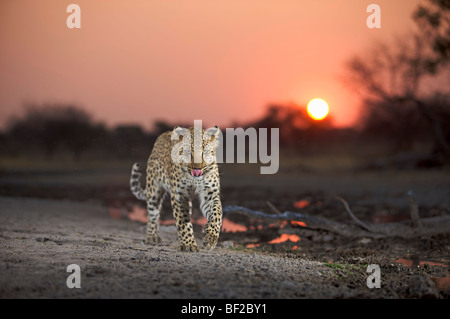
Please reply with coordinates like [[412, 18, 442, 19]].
[[293, 200, 310, 209], [268, 233, 301, 244], [267, 220, 307, 229], [108, 205, 248, 232], [396, 257, 450, 290], [371, 214, 411, 223], [269, 233, 301, 250], [288, 220, 307, 227], [395, 258, 446, 268], [431, 276, 450, 290], [109, 205, 305, 251], [245, 233, 301, 250]]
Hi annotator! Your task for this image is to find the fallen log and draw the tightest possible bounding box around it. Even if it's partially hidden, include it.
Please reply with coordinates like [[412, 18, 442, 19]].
[[222, 195, 450, 239]]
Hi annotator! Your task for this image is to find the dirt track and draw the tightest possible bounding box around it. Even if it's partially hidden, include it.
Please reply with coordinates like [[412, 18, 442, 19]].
[[0, 196, 334, 298], [0, 195, 447, 299]]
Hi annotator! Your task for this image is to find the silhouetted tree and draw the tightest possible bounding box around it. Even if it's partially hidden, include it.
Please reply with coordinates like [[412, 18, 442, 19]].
[[414, 0, 450, 72], [345, 0, 450, 160], [153, 120, 174, 137], [7, 103, 105, 159], [249, 103, 333, 149], [152, 120, 193, 136], [112, 125, 148, 158]]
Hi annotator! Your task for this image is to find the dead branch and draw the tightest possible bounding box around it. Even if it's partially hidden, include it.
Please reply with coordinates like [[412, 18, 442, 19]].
[[223, 205, 373, 237], [335, 196, 373, 232], [407, 190, 421, 229], [266, 201, 282, 215], [223, 197, 450, 239]]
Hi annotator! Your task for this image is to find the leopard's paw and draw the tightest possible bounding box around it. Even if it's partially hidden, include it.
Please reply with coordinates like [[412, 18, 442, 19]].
[[144, 235, 162, 245], [203, 225, 219, 250], [177, 241, 199, 252]]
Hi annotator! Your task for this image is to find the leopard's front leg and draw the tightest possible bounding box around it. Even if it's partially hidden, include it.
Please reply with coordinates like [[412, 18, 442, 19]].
[[199, 187, 222, 250], [170, 192, 199, 252]]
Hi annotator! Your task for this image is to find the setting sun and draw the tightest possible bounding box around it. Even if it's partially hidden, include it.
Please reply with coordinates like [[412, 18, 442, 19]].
[[307, 98, 329, 120]]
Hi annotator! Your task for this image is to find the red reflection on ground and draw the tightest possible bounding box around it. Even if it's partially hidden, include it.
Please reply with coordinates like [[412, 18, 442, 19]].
[[271, 220, 307, 229], [128, 205, 148, 223], [222, 218, 247, 232], [192, 216, 248, 232], [248, 221, 264, 230], [108, 207, 122, 220], [372, 215, 410, 223], [159, 219, 175, 225], [192, 217, 207, 226], [290, 220, 307, 227], [431, 276, 450, 290], [125, 206, 247, 232], [294, 200, 310, 209], [268, 234, 301, 244], [396, 258, 446, 267]]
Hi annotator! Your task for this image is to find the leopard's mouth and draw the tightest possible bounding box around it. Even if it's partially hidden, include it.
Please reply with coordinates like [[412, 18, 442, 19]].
[[191, 169, 203, 177]]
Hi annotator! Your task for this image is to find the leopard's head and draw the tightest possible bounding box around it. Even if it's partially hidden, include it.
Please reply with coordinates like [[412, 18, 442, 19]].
[[171, 125, 220, 177]]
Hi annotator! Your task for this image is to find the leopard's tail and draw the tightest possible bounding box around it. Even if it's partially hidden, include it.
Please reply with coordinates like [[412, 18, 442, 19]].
[[130, 163, 147, 201]]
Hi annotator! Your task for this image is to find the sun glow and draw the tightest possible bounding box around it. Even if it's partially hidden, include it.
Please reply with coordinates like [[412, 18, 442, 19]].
[[307, 98, 329, 120]]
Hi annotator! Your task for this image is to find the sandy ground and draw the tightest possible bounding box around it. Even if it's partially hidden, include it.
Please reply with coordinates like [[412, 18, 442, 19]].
[[1, 195, 448, 299], [0, 167, 449, 299], [0, 196, 343, 298]]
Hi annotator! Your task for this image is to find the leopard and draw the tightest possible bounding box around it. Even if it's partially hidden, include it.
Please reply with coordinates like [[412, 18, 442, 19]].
[[130, 125, 222, 252]]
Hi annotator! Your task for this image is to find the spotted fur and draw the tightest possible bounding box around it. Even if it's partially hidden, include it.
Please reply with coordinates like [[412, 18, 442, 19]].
[[130, 125, 222, 252]]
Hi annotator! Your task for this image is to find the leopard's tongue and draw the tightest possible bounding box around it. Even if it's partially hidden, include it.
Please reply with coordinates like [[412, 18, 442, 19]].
[[191, 169, 203, 177]]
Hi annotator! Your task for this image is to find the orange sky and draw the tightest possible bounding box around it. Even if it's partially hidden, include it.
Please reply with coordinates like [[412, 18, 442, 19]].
[[0, 0, 422, 129]]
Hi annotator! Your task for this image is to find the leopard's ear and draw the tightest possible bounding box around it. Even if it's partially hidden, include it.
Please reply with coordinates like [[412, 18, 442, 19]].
[[205, 125, 220, 138], [172, 126, 188, 140], [204, 126, 221, 148]]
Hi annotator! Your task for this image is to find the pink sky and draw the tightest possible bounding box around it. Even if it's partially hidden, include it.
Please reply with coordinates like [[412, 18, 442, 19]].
[[0, 0, 422, 130]]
